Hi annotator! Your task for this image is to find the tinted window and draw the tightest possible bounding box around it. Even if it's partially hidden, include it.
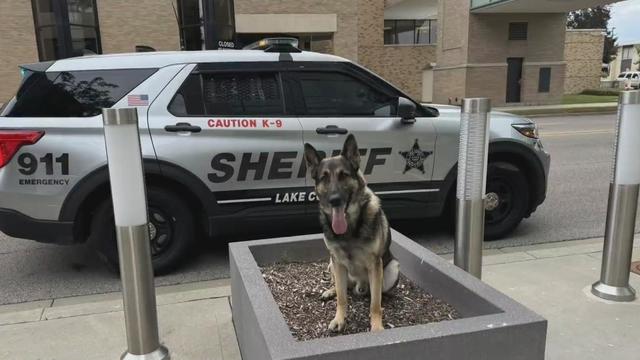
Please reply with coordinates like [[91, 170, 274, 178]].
[[169, 72, 284, 116], [294, 72, 397, 117], [538, 67, 551, 93], [32, 0, 101, 61], [5, 69, 156, 117], [509, 22, 528, 40]]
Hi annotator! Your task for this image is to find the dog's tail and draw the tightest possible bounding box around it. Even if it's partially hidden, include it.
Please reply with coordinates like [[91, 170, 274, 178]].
[[382, 259, 400, 293]]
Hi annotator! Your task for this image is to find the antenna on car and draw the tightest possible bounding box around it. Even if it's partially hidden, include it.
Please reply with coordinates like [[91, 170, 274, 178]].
[[242, 38, 302, 53]]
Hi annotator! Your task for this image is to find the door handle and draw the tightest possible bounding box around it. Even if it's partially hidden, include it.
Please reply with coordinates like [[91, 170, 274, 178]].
[[164, 122, 201, 133], [316, 125, 348, 135]]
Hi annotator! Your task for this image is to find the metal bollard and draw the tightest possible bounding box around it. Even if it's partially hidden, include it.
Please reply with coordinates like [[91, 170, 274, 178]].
[[591, 90, 640, 302], [102, 108, 170, 360], [454, 98, 491, 279]]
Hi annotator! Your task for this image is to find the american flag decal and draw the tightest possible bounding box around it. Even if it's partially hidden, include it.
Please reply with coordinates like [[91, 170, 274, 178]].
[[127, 94, 149, 106]]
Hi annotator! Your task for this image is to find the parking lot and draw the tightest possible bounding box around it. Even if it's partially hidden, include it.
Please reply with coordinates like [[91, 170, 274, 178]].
[[1, 113, 639, 305]]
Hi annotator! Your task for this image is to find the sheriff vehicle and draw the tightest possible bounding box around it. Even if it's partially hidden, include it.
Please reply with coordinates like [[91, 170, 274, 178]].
[[0, 40, 550, 273]]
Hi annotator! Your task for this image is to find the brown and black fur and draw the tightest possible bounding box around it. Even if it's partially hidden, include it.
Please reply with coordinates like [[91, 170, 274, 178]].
[[304, 134, 399, 332]]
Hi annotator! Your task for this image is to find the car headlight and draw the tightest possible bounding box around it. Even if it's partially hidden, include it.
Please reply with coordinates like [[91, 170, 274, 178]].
[[512, 123, 539, 139]]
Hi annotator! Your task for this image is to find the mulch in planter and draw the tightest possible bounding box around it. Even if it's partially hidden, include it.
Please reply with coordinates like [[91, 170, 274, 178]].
[[261, 260, 460, 341]]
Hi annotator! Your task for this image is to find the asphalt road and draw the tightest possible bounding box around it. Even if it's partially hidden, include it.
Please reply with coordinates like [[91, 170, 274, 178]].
[[1, 113, 638, 305]]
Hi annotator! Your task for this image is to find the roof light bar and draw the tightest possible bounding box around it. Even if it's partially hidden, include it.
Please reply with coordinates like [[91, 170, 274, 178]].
[[243, 37, 301, 53]]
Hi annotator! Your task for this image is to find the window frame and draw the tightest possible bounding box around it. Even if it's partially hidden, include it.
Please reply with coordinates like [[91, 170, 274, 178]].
[[167, 63, 290, 117], [31, 0, 102, 61], [508, 22, 528, 41], [6, 68, 157, 118], [384, 19, 437, 45], [538, 67, 551, 93], [282, 62, 434, 118]]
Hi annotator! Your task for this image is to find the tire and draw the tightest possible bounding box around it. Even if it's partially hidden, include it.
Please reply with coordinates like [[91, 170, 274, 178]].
[[89, 187, 197, 275], [484, 162, 530, 240]]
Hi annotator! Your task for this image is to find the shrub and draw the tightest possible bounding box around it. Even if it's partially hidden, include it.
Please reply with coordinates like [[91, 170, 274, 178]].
[[581, 88, 621, 96]]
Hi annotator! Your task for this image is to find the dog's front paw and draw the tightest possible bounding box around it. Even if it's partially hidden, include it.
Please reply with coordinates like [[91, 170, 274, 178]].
[[321, 288, 336, 300], [328, 317, 346, 332]]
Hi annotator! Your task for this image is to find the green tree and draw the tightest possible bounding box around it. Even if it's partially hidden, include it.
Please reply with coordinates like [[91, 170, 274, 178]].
[[567, 6, 618, 64]]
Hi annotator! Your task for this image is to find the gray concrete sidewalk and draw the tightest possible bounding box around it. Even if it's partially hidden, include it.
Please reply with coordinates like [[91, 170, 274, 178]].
[[0, 279, 240, 360], [1, 237, 639, 359]]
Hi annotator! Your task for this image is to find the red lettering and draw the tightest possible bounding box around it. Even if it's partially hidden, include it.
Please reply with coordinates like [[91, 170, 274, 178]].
[[262, 120, 270, 128], [208, 119, 215, 127], [249, 119, 257, 128], [216, 119, 224, 128]]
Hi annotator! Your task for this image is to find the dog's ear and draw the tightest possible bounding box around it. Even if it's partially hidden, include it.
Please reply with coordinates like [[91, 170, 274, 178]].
[[341, 133, 360, 171], [304, 143, 321, 178]]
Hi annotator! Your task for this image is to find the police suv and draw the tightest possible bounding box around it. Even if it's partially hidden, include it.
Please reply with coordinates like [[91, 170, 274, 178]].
[[0, 41, 550, 273]]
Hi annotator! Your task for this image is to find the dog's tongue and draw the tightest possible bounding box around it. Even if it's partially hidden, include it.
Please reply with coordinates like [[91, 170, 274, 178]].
[[332, 207, 348, 235]]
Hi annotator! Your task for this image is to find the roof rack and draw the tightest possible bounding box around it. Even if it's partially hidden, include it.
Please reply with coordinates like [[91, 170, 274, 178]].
[[242, 37, 302, 53]]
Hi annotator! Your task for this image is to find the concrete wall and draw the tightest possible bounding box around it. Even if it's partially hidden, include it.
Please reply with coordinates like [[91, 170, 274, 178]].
[[435, 10, 567, 106], [97, 0, 179, 54], [358, 0, 437, 100], [235, 0, 359, 61], [432, 0, 471, 105], [564, 29, 605, 94], [0, 1, 39, 103]]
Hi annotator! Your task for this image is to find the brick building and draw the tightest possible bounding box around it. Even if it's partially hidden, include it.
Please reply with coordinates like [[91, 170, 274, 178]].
[[564, 29, 606, 95], [0, 0, 613, 107]]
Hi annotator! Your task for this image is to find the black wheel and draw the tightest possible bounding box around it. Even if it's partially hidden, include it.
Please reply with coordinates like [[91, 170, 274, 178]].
[[484, 162, 530, 240], [89, 187, 197, 275]]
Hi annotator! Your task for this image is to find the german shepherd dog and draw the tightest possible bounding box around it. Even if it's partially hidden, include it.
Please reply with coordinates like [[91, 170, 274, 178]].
[[304, 134, 399, 332]]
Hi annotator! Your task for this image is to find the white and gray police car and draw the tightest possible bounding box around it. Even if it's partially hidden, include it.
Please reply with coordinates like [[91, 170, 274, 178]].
[[0, 39, 550, 273]]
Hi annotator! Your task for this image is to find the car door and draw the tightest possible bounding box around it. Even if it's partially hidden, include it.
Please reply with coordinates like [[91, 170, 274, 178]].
[[284, 63, 439, 218], [147, 62, 306, 221]]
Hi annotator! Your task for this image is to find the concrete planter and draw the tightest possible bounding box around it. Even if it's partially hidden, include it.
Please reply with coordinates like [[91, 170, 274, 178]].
[[230, 229, 547, 360]]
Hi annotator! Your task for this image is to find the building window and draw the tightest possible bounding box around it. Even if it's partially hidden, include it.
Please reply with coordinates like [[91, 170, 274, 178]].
[[621, 46, 633, 59], [176, 0, 236, 50], [31, 0, 101, 61], [538, 67, 551, 93], [384, 20, 437, 45], [508, 22, 528, 41], [177, 0, 203, 50]]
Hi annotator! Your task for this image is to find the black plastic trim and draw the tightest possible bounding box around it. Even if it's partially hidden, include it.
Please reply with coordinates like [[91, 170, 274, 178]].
[[0, 208, 74, 244]]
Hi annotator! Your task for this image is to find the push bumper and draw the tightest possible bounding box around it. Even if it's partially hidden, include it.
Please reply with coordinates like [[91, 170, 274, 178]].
[[0, 208, 75, 244]]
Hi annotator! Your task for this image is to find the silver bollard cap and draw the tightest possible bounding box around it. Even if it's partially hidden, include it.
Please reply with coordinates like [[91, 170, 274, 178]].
[[102, 108, 139, 126], [461, 98, 491, 114], [620, 90, 640, 105]]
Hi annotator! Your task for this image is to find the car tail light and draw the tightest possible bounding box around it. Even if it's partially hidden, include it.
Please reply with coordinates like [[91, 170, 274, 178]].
[[0, 130, 44, 168]]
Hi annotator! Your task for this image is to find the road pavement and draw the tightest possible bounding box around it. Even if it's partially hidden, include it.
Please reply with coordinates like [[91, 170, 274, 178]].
[[1, 113, 638, 305]]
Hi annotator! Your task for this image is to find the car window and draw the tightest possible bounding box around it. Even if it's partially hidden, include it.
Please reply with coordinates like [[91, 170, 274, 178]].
[[618, 73, 627, 79], [4, 69, 156, 117], [169, 71, 284, 116], [633, 73, 639, 79], [293, 71, 397, 117], [626, 73, 633, 79]]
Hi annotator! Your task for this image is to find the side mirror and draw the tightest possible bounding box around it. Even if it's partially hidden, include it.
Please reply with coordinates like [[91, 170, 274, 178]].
[[398, 97, 416, 124]]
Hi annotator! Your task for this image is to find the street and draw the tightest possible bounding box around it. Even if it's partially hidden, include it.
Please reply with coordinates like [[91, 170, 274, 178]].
[[1, 113, 638, 305]]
